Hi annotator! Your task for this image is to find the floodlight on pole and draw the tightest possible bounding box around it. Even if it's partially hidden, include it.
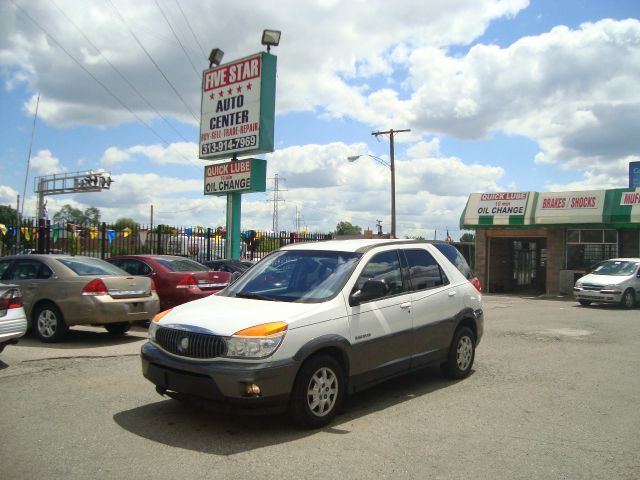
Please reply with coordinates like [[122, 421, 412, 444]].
[[208, 48, 224, 67], [261, 29, 281, 53]]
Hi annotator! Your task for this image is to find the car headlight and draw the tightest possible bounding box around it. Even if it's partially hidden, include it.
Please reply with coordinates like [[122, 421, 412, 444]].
[[225, 322, 287, 359], [575, 281, 583, 289], [603, 284, 622, 292], [149, 309, 173, 341]]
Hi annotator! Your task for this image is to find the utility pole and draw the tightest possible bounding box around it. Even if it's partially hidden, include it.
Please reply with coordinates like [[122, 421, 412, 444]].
[[371, 128, 411, 238]]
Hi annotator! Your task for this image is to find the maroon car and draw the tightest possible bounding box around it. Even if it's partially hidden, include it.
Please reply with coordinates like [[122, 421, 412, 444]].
[[106, 255, 232, 311]]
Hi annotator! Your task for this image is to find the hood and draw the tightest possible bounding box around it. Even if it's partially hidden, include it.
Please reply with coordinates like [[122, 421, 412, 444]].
[[578, 272, 631, 286], [158, 294, 329, 336]]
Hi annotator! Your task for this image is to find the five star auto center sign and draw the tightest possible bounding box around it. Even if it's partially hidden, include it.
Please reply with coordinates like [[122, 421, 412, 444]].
[[199, 52, 276, 160]]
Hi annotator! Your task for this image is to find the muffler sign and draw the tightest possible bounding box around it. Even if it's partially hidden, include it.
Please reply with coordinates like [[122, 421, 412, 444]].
[[204, 158, 266, 196]]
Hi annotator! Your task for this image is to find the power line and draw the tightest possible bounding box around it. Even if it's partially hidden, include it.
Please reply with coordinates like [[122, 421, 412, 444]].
[[9, 0, 184, 150], [154, 0, 200, 77], [106, 0, 199, 122], [174, 0, 207, 60], [50, 0, 192, 145]]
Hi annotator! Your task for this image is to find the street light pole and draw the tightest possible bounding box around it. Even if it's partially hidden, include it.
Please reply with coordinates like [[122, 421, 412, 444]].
[[372, 128, 410, 238]]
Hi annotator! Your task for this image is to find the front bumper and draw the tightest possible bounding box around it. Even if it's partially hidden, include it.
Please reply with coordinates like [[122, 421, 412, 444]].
[[573, 288, 622, 304], [141, 342, 299, 412]]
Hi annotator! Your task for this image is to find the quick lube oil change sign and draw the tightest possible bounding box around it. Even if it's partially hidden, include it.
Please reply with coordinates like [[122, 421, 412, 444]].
[[199, 52, 276, 160], [204, 158, 266, 196]]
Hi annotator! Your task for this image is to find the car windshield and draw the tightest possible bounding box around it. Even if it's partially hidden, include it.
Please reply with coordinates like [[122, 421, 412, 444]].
[[221, 250, 361, 303], [155, 257, 210, 272], [58, 257, 128, 276], [592, 261, 639, 276]]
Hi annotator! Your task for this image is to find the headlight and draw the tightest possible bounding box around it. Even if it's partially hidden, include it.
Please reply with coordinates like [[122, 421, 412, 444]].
[[603, 284, 622, 292], [225, 322, 287, 359], [575, 281, 583, 289], [149, 309, 172, 341], [148, 321, 159, 341]]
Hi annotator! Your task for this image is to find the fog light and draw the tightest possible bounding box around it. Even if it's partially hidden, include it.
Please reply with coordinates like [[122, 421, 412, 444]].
[[244, 383, 261, 396]]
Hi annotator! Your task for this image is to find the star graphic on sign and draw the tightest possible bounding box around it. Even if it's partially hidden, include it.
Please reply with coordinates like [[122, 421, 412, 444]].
[[227, 88, 233, 95], [209, 92, 215, 99], [245, 82, 252, 90], [218, 90, 224, 97], [236, 85, 242, 93]]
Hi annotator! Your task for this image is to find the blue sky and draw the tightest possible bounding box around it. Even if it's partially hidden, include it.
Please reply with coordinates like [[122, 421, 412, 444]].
[[1, 0, 639, 239]]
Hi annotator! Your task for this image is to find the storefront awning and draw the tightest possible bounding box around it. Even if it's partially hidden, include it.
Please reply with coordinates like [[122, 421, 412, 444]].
[[461, 188, 640, 229]]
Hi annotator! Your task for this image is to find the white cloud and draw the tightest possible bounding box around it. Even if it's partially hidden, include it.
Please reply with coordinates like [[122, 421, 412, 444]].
[[405, 19, 640, 170], [30, 149, 66, 175]]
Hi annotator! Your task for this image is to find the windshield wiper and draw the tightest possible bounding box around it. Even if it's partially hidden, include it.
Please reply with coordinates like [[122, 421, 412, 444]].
[[234, 292, 275, 301]]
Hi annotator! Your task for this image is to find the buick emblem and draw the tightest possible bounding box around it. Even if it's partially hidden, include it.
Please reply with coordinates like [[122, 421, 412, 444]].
[[178, 337, 189, 353]]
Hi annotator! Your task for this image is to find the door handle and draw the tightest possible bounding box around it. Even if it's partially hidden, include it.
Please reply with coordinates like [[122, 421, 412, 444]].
[[400, 302, 412, 309], [448, 291, 457, 297]]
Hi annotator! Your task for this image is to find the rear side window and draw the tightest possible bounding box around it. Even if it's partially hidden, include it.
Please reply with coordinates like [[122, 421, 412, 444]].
[[403, 249, 448, 290], [109, 259, 152, 276], [432, 243, 472, 279], [6, 259, 53, 280]]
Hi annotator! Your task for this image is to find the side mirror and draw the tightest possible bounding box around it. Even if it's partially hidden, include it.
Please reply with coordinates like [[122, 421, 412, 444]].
[[349, 279, 388, 306]]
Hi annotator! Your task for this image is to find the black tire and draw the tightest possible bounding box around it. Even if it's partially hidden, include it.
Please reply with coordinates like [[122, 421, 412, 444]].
[[578, 300, 592, 306], [620, 289, 635, 309], [289, 354, 344, 429], [104, 322, 131, 335], [442, 326, 475, 379], [32, 302, 68, 343]]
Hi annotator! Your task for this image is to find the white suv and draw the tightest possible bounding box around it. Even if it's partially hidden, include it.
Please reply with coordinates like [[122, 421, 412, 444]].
[[141, 239, 484, 428]]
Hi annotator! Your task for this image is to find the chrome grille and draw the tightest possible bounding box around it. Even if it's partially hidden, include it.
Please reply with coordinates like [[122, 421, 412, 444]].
[[582, 284, 602, 291], [156, 327, 227, 359]]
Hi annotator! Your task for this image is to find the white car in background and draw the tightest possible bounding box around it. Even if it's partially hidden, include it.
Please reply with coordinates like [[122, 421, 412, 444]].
[[573, 258, 640, 308], [0, 283, 28, 353]]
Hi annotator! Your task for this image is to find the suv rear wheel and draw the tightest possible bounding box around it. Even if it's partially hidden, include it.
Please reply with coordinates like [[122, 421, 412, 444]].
[[442, 326, 475, 379], [290, 354, 344, 429]]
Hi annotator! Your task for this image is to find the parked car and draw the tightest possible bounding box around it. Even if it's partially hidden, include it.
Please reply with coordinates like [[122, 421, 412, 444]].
[[141, 239, 483, 428], [0, 283, 27, 353], [201, 259, 253, 275], [573, 258, 640, 308], [106, 255, 233, 311], [0, 255, 160, 342]]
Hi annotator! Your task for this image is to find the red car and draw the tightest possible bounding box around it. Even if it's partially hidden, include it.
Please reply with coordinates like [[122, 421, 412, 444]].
[[106, 255, 232, 311]]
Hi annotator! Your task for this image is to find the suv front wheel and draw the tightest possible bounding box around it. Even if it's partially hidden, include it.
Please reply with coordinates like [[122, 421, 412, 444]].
[[289, 354, 344, 429]]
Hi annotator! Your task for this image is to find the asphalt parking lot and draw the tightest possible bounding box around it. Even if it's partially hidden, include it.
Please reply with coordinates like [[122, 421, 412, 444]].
[[0, 295, 639, 479]]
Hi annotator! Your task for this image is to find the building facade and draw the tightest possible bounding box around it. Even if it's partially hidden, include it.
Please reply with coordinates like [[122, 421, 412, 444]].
[[460, 189, 640, 295]]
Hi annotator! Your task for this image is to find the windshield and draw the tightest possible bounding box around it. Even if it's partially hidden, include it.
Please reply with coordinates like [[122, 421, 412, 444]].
[[221, 249, 361, 303], [155, 257, 210, 272], [592, 260, 639, 276]]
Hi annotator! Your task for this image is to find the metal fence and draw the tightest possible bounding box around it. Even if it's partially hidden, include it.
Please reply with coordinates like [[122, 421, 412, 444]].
[[0, 219, 334, 261]]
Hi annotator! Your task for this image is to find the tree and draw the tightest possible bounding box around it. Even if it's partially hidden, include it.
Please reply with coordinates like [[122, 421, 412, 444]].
[[459, 233, 475, 243], [53, 204, 101, 225], [335, 221, 361, 236], [0, 204, 18, 225], [114, 217, 139, 230]]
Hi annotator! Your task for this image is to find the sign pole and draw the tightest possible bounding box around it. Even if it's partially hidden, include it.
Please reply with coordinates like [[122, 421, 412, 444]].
[[225, 191, 242, 259]]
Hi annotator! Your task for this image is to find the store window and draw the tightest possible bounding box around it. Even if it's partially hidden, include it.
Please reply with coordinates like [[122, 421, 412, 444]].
[[566, 229, 618, 271]]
